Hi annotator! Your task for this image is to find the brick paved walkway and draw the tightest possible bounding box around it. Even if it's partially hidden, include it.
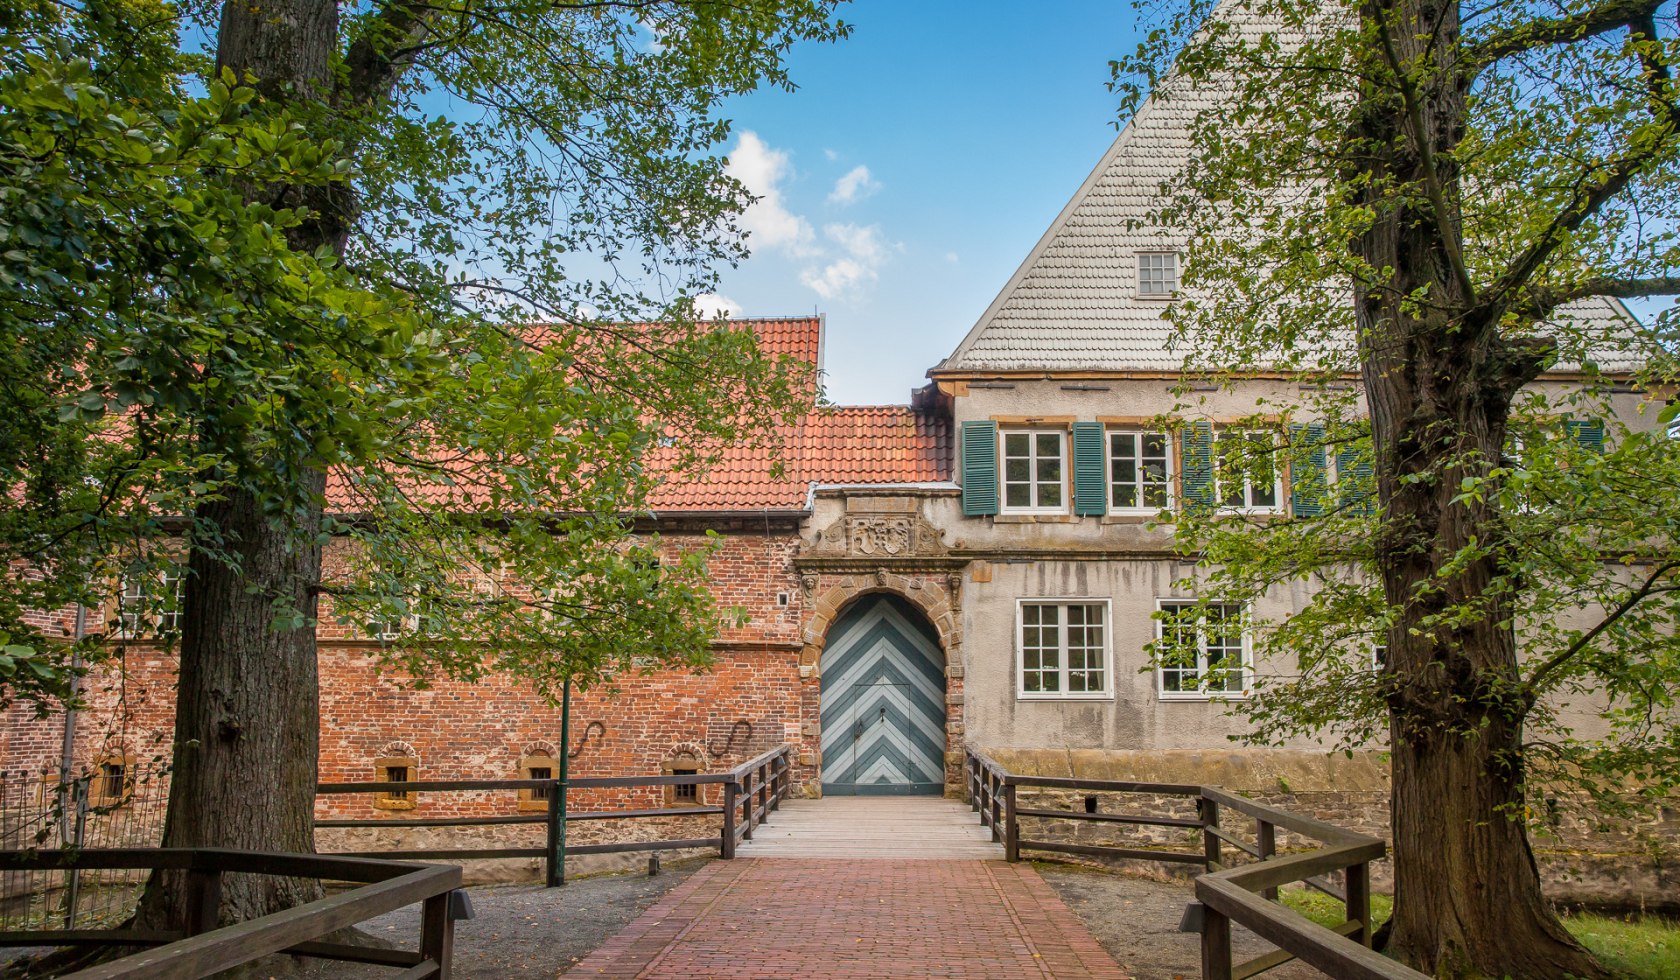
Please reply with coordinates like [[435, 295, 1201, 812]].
[[565, 858, 1132, 978]]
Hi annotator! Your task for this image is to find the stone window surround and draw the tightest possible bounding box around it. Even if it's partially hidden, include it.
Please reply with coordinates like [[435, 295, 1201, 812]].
[[1155, 599, 1252, 701], [1016, 598, 1114, 700]]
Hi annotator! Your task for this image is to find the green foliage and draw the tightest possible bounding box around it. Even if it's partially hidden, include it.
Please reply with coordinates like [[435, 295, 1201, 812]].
[[1, 0, 849, 707], [1121, 0, 1680, 815]]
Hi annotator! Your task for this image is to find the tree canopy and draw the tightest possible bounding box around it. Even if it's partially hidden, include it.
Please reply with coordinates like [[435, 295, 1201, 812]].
[[1118, 0, 1679, 974]]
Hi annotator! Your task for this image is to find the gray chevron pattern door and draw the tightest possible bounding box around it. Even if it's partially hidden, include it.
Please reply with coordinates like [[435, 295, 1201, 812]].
[[820, 594, 946, 795]]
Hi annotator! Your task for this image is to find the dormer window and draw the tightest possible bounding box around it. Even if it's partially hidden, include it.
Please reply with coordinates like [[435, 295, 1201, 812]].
[[1000, 429, 1066, 514], [1137, 252, 1179, 298]]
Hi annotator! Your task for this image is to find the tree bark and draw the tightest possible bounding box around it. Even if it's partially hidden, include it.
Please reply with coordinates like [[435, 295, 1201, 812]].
[[1352, 2, 1607, 976], [136, 0, 344, 930]]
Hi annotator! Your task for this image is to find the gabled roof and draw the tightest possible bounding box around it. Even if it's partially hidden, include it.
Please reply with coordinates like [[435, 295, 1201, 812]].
[[937, 7, 1642, 375]]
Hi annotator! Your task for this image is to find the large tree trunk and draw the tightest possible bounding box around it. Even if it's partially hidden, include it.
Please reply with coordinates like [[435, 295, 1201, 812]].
[[1353, 2, 1606, 975], [138, 477, 327, 928], [136, 0, 345, 931]]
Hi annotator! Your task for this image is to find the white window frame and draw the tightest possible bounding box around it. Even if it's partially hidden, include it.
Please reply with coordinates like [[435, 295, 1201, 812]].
[[1137, 251, 1180, 298], [1214, 429, 1284, 514], [1155, 600, 1251, 700], [1108, 429, 1175, 512], [999, 428, 1069, 515], [118, 564, 184, 637], [1016, 598, 1113, 700]]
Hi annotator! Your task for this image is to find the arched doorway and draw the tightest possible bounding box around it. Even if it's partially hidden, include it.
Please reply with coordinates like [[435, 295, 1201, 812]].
[[819, 594, 946, 795]]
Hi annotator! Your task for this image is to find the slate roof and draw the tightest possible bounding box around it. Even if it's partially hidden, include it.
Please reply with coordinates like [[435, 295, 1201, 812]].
[[938, 6, 1642, 375]]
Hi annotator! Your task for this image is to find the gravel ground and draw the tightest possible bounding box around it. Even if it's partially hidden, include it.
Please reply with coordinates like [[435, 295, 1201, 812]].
[[288, 857, 704, 980], [1037, 861, 1320, 980]]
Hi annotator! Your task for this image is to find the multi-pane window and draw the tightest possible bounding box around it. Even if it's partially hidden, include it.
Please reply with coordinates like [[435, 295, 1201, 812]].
[[376, 756, 419, 809], [1156, 601, 1249, 698], [1216, 430, 1282, 511], [1137, 252, 1179, 297], [118, 565, 184, 637], [1019, 601, 1110, 697], [1109, 431, 1173, 510], [1001, 430, 1066, 513]]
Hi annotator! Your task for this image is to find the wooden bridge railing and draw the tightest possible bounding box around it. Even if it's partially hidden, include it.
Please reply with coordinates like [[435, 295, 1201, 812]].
[[964, 747, 1424, 980], [317, 744, 793, 884], [0, 848, 466, 979]]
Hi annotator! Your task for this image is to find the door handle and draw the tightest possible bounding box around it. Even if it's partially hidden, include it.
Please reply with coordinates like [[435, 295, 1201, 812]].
[[878, 706, 886, 724]]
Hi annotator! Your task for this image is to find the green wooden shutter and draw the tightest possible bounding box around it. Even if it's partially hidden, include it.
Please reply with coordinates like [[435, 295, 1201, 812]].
[[1565, 418, 1605, 454], [1288, 423, 1328, 519], [1336, 439, 1375, 515], [1180, 421, 1215, 512], [961, 420, 999, 516], [1072, 422, 1107, 517]]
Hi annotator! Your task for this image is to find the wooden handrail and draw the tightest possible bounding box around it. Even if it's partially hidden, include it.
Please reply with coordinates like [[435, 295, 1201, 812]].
[[0, 849, 463, 980], [963, 746, 1426, 980]]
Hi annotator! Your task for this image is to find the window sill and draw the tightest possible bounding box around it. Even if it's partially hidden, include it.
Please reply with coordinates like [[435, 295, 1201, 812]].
[[1016, 693, 1115, 702], [516, 799, 551, 812], [1101, 512, 1170, 525], [374, 798, 417, 811], [1157, 693, 1250, 702], [995, 513, 1079, 524]]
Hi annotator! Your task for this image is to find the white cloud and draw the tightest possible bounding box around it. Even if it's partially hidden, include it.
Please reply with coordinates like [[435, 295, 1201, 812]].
[[945, 252, 960, 264], [823, 148, 839, 161], [724, 131, 813, 255], [827, 165, 881, 206], [692, 293, 742, 318], [800, 223, 895, 300]]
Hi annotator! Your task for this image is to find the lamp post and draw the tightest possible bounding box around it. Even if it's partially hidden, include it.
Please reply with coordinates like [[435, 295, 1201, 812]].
[[547, 676, 571, 887]]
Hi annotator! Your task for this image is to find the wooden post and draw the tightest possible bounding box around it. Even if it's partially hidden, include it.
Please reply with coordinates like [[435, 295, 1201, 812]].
[[742, 769, 755, 842], [1200, 904, 1234, 980], [1200, 797, 1221, 872], [1346, 860, 1372, 946], [1257, 819, 1277, 900], [545, 778, 563, 888], [421, 890, 455, 980], [721, 779, 737, 859], [1004, 782, 1019, 862], [183, 867, 222, 937], [990, 771, 1003, 842], [756, 761, 769, 825]]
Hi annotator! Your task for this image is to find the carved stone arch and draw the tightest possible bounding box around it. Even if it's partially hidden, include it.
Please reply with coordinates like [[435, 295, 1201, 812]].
[[520, 739, 558, 760], [800, 576, 958, 671], [665, 740, 712, 769], [377, 740, 418, 762]]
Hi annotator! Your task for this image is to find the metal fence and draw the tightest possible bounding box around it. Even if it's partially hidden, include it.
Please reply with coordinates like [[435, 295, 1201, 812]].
[[0, 764, 167, 932]]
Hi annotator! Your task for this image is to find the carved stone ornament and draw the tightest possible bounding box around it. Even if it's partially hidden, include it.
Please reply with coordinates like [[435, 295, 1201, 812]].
[[801, 574, 819, 601], [809, 514, 949, 557]]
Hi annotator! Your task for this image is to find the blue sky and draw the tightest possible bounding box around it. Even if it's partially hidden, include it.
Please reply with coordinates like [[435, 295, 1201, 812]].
[[706, 1, 1146, 406]]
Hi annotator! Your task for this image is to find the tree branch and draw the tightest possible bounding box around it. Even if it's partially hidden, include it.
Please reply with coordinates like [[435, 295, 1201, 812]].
[[1526, 559, 1680, 690], [1512, 275, 1680, 322], [1461, 0, 1660, 77]]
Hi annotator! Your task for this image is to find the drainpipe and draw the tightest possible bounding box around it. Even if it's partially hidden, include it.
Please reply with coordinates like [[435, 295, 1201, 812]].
[[58, 605, 86, 781]]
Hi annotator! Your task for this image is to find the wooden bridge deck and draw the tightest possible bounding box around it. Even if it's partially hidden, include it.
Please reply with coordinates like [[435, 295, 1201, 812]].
[[736, 795, 1005, 860]]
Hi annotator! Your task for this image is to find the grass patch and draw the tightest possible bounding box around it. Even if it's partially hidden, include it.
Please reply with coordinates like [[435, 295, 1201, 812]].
[[1278, 889, 1680, 979]]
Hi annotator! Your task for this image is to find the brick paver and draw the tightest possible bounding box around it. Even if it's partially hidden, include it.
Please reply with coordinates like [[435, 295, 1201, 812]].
[[565, 858, 1132, 978]]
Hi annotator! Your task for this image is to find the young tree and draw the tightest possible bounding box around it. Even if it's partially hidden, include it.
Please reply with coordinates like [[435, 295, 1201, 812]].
[[4, 0, 847, 930], [1120, 1, 1679, 975]]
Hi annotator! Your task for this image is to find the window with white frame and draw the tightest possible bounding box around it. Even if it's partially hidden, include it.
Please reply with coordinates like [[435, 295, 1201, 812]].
[[1109, 430, 1173, 510], [118, 564, 184, 637], [1156, 601, 1249, 698], [1215, 430, 1282, 511], [1137, 252, 1179, 297], [1018, 600, 1110, 697], [1001, 429, 1066, 513]]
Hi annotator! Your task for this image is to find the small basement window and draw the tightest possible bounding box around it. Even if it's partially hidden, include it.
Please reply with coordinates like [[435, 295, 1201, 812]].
[[375, 756, 419, 810], [518, 754, 559, 812], [90, 757, 133, 807], [662, 753, 704, 807]]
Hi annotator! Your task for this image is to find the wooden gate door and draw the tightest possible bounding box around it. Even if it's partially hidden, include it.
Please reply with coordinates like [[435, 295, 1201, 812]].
[[819, 594, 946, 795]]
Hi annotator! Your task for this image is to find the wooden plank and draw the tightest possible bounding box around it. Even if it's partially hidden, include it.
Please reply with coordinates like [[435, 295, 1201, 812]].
[[316, 815, 547, 829], [1015, 807, 1202, 828], [568, 774, 734, 789], [0, 929, 180, 947], [318, 779, 551, 793], [566, 837, 720, 856], [63, 864, 460, 980], [1008, 775, 1204, 795], [568, 806, 722, 821], [1200, 786, 1367, 845], [285, 941, 425, 967], [322, 848, 547, 861], [1206, 825, 1262, 858], [1231, 921, 1363, 980], [387, 958, 442, 980], [193, 850, 424, 883], [0, 848, 196, 872], [1213, 842, 1385, 896], [1018, 839, 1206, 864], [1197, 879, 1427, 980]]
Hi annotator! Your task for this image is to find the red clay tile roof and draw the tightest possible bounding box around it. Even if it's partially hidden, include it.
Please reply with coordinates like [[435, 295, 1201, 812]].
[[323, 317, 951, 515], [646, 405, 953, 512]]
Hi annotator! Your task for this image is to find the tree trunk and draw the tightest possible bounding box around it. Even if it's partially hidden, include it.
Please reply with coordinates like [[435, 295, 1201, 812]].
[[1352, 3, 1608, 975], [135, 0, 345, 931], [137, 476, 327, 928]]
